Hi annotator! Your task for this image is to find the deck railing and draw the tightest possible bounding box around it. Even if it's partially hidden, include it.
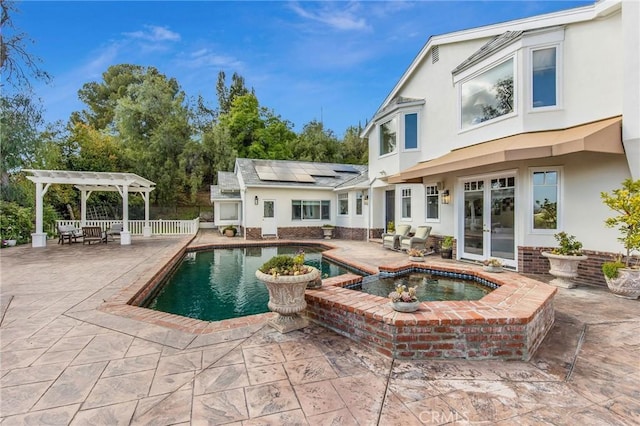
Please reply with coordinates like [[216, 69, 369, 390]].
[[54, 218, 200, 236]]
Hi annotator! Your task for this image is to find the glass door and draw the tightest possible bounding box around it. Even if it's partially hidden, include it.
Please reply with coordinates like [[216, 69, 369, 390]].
[[461, 175, 516, 266], [262, 200, 277, 236]]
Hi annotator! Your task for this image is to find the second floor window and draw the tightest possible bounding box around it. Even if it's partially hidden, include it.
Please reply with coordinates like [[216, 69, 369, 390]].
[[379, 117, 397, 156], [425, 185, 439, 220], [461, 58, 514, 129], [404, 113, 418, 150], [532, 47, 557, 108], [401, 188, 412, 219]]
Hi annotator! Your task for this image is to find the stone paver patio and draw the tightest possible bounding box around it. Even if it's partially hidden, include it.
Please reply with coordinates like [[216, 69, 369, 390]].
[[1, 231, 638, 425]]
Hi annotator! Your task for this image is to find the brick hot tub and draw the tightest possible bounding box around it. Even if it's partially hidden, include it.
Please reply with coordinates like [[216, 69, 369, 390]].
[[305, 259, 557, 361]]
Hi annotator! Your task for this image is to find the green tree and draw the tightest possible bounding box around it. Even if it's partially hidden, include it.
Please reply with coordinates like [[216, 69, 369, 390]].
[[339, 125, 368, 165], [291, 120, 340, 163], [216, 70, 252, 115]]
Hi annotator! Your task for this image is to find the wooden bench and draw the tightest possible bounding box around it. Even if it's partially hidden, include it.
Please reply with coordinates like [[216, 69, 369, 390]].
[[82, 226, 107, 245]]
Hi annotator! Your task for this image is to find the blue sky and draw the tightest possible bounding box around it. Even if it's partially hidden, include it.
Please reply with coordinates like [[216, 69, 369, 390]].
[[16, 1, 592, 137]]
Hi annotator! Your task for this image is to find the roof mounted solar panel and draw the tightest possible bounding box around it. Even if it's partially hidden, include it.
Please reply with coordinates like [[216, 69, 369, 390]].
[[332, 165, 360, 173]]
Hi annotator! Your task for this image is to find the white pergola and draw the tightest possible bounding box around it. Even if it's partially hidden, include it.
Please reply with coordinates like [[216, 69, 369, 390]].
[[24, 169, 155, 248]]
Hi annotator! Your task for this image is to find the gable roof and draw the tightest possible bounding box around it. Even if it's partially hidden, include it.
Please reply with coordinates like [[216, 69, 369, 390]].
[[234, 158, 367, 190], [451, 30, 523, 75], [361, 0, 619, 137]]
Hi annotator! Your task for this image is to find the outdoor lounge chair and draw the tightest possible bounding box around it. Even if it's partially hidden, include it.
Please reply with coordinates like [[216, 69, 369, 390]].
[[400, 225, 432, 251], [82, 226, 107, 245], [57, 225, 83, 244], [107, 223, 123, 241], [382, 224, 411, 250]]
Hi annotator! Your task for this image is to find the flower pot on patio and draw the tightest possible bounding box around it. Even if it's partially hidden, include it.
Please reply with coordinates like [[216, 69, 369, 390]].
[[321, 225, 334, 239], [541, 251, 588, 288], [604, 269, 640, 299]]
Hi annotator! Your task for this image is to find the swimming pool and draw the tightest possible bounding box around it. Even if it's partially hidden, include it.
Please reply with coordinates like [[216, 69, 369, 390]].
[[144, 246, 355, 321]]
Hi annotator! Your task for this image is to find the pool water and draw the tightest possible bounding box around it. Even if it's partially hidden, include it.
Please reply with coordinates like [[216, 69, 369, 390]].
[[145, 246, 353, 321], [359, 273, 491, 301]]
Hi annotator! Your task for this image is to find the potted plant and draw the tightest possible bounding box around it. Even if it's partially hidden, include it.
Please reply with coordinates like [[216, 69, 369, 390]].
[[482, 258, 504, 273], [388, 284, 420, 312], [255, 250, 321, 333], [600, 178, 640, 299], [541, 232, 588, 288], [223, 225, 237, 237], [440, 236, 454, 259], [407, 248, 425, 262], [321, 224, 335, 239], [387, 221, 395, 233]]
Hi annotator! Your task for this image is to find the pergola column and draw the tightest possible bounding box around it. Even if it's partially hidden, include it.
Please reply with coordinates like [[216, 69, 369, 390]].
[[80, 189, 91, 226], [31, 182, 49, 247], [120, 184, 131, 245], [142, 191, 152, 237]]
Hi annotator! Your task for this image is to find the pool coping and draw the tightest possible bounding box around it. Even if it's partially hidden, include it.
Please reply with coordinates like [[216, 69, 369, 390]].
[[98, 238, 557, 360]]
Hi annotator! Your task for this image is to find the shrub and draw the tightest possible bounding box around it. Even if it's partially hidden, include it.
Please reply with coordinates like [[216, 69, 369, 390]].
[[550, 232, 583, 256]]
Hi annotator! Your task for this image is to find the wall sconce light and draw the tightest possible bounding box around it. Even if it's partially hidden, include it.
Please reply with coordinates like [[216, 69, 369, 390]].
[[254, 195, 259, 205], [441, 189, 450, 204]]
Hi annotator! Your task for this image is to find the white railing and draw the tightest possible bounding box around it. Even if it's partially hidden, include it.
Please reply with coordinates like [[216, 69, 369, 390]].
[[54, 218, 200, 236]]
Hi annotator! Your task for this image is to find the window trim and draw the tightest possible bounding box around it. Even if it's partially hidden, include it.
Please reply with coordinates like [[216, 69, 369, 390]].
[[529, 166, 562, 234], [424, 184, 440, 222], [378, 116, 398, 157], [528, 43, 563, 112], [401, 187, 412, 220], [402, 111, 420, 152]]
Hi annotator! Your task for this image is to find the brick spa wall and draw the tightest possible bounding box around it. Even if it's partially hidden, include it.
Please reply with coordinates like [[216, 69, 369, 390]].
[[519, 247, 621, 288], [305, 262, 557, 361], [369, 228, 383, 239]]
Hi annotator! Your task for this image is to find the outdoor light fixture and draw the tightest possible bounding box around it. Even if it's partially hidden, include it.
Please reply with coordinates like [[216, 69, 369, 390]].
[[254, 195, 259, 205], [441, 189, 450, 204]]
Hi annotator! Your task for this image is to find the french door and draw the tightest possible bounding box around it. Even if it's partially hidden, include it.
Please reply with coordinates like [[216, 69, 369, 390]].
[[262, 200, 277, 237], [461, 174, 516, 267]]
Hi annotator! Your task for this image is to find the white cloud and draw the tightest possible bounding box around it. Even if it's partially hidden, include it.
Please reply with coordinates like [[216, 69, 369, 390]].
[[123, 25, 181, 42], [288, 1, 370, 31], [177, 48, 243, 70]]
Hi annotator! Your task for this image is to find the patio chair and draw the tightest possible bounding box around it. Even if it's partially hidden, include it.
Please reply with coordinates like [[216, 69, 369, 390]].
[[107, 223, 123, 241], [82, 226, 107, 245], [400, 225, 432, 252], [57, 225, 83, 245], [382, 224, 411, 250]]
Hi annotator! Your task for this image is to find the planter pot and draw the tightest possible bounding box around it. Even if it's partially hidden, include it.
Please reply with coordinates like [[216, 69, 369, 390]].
[[604, 268, 640, 299], [483, 265, 503, 273], [224, 229, 235, 237], [409, 256, 425, 262], [441, 249, 452, 259], [321, 227, 334, 240], [255, 267, 320, 333], [4, 239, 17, 247], [541, 252, 588, 289], [391, 300, 421, 313]]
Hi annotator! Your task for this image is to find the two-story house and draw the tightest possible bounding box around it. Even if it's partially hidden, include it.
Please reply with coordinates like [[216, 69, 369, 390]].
[[361, 0, 638, 281]]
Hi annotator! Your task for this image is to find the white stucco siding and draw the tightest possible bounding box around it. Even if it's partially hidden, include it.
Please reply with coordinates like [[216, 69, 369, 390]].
[[244, 187, 367, 230]]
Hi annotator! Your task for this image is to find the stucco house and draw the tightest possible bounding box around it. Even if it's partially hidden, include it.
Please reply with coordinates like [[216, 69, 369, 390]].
[[211, 158, 369, 239], [360, 0, 638, 285]]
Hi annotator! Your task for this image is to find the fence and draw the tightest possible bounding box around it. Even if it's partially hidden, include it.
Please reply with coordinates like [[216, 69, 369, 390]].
[[54, 218, 200, 236]]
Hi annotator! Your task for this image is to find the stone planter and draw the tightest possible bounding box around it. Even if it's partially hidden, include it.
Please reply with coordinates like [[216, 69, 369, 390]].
[[391, 301, 421, 313], [224, 229, 235, 237], [255, 267, 321, 333], [441, 249, 452, 259], [604, 269, 640, 299], [321, 227, 334, 239], [483, 265, 503, 273], [541, 251, 588, 288], [409, 256, 425, 262], [4, 239, 17, 247]]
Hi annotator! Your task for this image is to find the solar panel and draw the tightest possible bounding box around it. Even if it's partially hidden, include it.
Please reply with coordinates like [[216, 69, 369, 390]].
[[332, 165, 359, 173]]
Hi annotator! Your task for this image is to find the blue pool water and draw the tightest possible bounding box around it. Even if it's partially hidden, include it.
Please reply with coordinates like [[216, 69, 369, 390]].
[[145, 246, 353, 322]]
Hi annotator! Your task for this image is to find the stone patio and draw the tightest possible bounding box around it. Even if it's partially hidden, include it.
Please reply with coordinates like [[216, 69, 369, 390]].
[[1, 231, 638, 424]]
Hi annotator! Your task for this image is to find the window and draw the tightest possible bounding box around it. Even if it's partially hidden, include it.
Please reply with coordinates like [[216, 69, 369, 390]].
[[425, 185, 439, 220], [356, 192, 363, 215], [401, 188, 412, 219], [532, 47, 557, 108], [461, 58, 514, 129], [404, 113, 418, 150], [219, 203, 239, 220], [292, 200, 330, 221], [338, 193, 349, 215], [532, 170, 558, 231], [379, 117, 397, 156]]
